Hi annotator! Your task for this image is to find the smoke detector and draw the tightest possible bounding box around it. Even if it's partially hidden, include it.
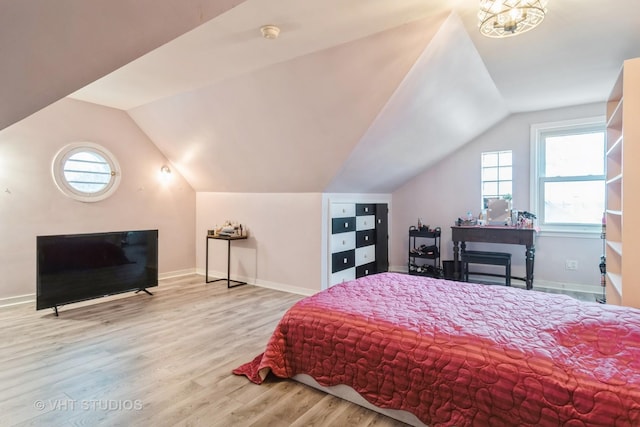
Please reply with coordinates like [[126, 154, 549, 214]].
[[260, 25, 280, 40]]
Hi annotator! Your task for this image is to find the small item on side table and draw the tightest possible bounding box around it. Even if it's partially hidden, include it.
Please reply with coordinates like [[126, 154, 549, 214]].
[[214, 220, 249, 237]]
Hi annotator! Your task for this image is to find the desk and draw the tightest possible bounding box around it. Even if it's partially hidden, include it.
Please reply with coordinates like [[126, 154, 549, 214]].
[[451, 226, 536, 290], [205, 235, 248, 288]]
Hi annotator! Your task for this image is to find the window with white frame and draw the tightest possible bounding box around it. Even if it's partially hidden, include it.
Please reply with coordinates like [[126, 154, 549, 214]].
[[481, 150, 512, 208], [52, 142, 121, 202], [531, 117, 605, 233]]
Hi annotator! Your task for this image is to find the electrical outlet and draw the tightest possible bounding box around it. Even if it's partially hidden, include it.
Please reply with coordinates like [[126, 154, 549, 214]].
[[565, 260, 578, 270]]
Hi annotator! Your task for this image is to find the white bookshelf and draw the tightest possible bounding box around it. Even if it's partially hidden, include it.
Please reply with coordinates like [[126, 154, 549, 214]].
[[605, 58, 640, 308]]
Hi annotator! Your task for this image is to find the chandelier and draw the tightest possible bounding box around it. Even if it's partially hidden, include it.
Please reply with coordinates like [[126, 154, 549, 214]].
[[478, 0, 548, 38]]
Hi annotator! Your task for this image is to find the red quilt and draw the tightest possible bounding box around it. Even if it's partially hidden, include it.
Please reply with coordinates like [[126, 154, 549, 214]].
[[233, 273, 640, 426]]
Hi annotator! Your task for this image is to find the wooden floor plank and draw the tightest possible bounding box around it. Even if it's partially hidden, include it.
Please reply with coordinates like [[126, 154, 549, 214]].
[[0, 275, 410, 426]]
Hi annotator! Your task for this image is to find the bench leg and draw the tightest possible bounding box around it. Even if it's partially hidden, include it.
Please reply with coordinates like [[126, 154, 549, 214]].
[[506, 262, 511, 287]]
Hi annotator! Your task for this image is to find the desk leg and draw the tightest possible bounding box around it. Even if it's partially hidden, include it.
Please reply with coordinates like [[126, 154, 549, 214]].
[[459, 242, 469, 282], [525, 245, 535, 290], [205, 236, 211, 283], [453, 240, 460, 280]]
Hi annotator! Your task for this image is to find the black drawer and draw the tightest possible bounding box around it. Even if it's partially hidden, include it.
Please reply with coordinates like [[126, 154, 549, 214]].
[[356, 204, 376, 216], [332, 250, 355, 273], [356, 229, 376, 248], [356, 262, 377, 278], [332, 217, 356, 234]]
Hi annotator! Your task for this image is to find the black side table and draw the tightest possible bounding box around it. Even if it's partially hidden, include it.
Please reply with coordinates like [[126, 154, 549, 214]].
[[205, 235, 248, 288]]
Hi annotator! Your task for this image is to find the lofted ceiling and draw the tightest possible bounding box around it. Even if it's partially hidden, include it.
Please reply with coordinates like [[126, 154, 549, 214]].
[[7, 0, 640, 193], [0, 0, 245, 132]]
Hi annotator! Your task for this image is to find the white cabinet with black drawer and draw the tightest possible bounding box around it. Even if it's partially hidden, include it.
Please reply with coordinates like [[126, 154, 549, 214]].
[[330, 202, 388, 286]]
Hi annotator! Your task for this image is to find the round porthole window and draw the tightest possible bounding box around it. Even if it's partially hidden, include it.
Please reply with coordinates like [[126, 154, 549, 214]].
[[52, 142, 121, 202]]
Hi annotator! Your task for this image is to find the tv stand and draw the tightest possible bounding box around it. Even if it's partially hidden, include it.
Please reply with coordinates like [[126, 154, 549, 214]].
[[50, 288, 154, 317]]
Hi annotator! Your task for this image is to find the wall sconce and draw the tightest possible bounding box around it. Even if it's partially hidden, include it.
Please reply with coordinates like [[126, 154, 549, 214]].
[[159, 165, 172, 183]]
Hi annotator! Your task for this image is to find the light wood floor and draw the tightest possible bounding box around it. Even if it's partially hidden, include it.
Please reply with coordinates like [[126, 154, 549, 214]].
[[0, 275, 409, 427]]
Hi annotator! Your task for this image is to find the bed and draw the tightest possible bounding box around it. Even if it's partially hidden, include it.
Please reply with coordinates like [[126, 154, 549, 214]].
[[233, 272, 640, 426]]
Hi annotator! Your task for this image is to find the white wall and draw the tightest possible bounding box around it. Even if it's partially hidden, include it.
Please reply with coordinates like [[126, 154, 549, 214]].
[[391, 102, 605, 292], [0, 98, 196, 302], [196, 193, 323, 294]]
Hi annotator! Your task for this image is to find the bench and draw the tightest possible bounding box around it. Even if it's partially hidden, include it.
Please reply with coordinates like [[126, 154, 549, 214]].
[[461, 250, 511, 286]]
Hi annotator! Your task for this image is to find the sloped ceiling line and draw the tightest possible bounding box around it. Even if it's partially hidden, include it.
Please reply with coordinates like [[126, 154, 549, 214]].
[[0, 0, 247, 131], [325, 12, 510, 193]]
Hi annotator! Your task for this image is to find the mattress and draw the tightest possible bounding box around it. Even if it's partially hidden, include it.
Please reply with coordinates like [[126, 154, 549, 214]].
[[292, 373, 427, 426], [234, 272, 640, 426]]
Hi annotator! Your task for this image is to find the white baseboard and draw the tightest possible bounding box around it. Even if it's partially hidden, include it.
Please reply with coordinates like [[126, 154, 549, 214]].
[[390, 265, 408, 273], [0, 293, 35, 308], [249, 278, 318, 297], [390, 265, 601, 295], [0, 268, 199, 309], [159, 268, 196, 280], [194, 269, 317, 296], [462, 275, 602, 295], [532, 279, 601, 295]]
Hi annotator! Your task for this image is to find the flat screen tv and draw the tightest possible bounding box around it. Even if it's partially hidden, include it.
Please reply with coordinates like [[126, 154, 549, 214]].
[[37, 229, 158, 315]]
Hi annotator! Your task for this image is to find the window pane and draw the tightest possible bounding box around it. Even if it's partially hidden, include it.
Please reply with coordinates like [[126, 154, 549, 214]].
[[544, 181, 605, 224], [483, 181, 498, 195], [498, 166, 512, 181], [482, 167, 498, 181], [499, 151, 512, 166], [482, 152, 498, 167], [63, 151, 111, 193], [545, 132, 604, 177], [498, 181, 512, 196]]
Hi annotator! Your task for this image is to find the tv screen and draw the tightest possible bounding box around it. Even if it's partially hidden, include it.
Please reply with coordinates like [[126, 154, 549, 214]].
[[36, 230, 158, 311]]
